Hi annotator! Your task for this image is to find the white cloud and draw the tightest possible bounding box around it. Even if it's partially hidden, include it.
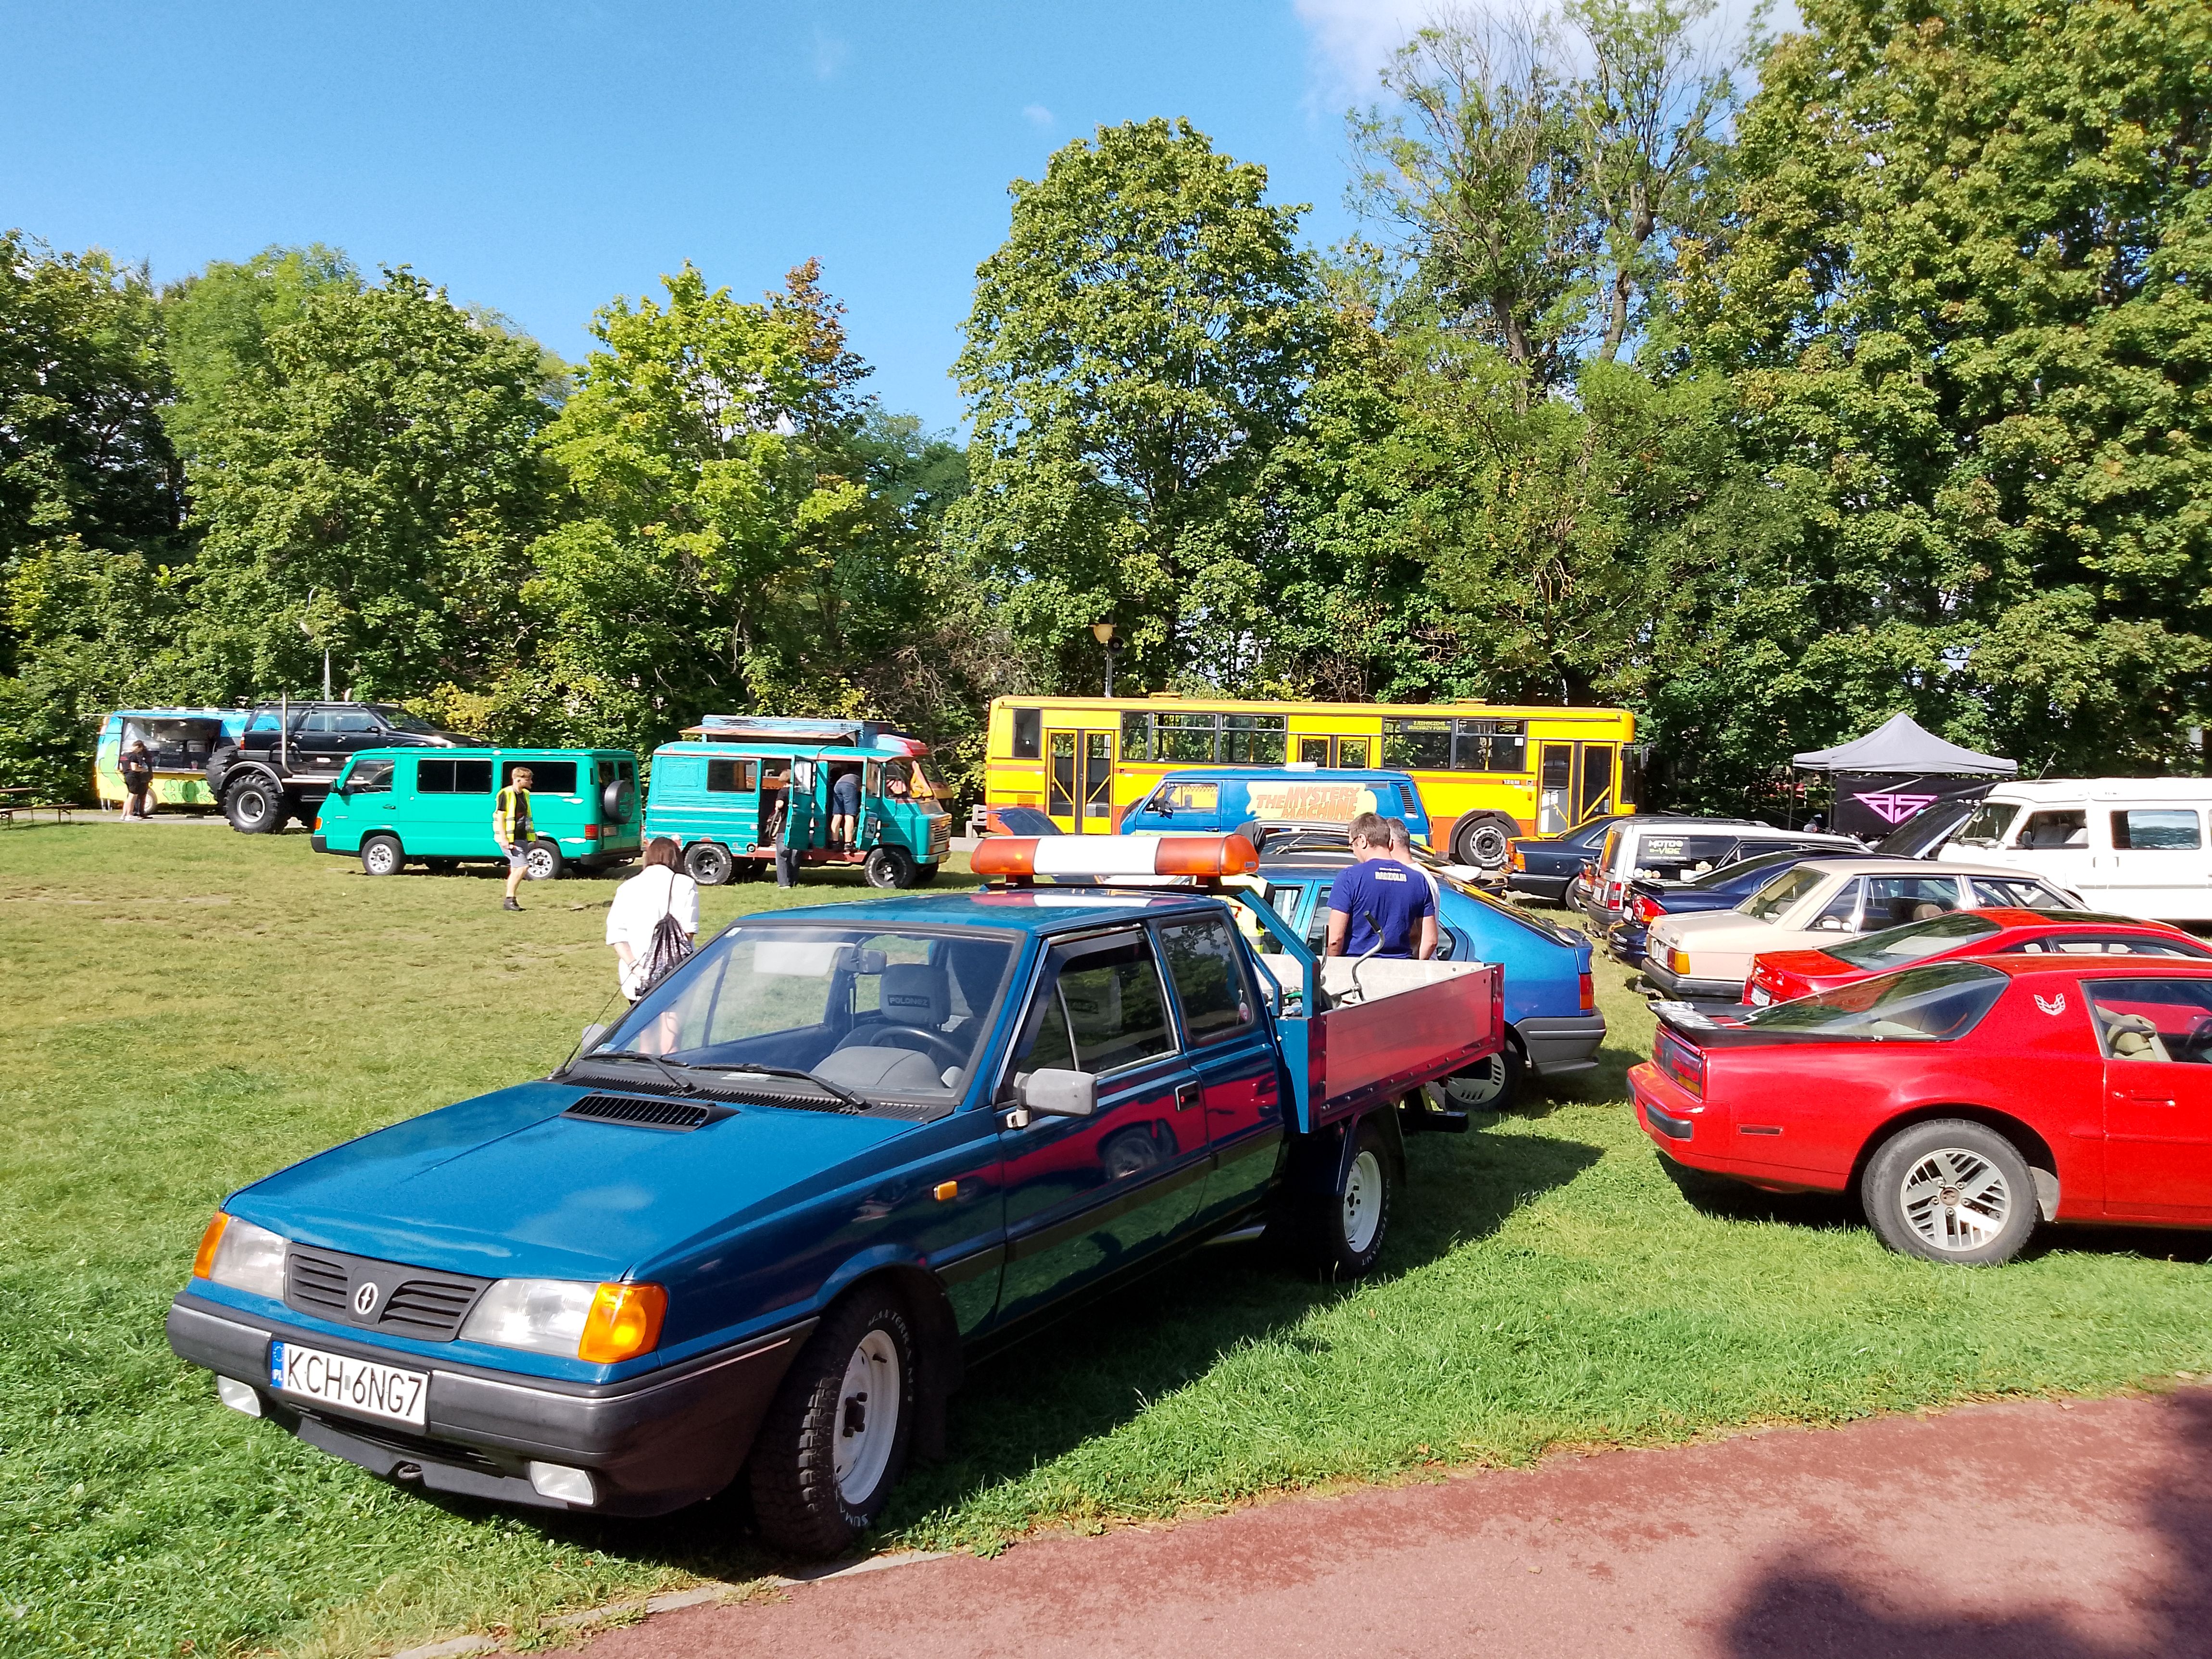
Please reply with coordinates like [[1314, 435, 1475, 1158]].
[[1292, 0, 1427, 110], [1022, 102, 1055, 128], [810, 28, 849, 80]]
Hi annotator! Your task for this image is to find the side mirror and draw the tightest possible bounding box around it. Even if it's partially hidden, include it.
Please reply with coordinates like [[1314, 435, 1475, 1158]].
[[1017, 1068, 1096, 1118], [579, 1023, 609, 1055], [1814, 917, 1847, 932]]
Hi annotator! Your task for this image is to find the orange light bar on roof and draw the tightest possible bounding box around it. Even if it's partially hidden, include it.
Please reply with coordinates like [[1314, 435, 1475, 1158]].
[[972, 834, 1260, 881]]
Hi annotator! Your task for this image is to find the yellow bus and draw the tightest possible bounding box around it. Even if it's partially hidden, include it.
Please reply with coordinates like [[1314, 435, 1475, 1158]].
[[982, 694, 1640, 864]]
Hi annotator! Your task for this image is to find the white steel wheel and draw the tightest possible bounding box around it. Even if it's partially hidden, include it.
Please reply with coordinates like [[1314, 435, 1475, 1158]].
[[832, 1330, 902, 1506], [1898, 1147, 2012, 1254], [1341, 1148, 1384, 1256]]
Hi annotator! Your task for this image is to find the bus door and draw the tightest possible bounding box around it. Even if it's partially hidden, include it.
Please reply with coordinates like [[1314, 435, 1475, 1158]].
[[1539, 742, 1619, 834], [1046, 729, 1116, 832]]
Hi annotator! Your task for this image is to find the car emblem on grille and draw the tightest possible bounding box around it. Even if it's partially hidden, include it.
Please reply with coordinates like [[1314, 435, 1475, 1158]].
[[354, 1282, 380, 1315]]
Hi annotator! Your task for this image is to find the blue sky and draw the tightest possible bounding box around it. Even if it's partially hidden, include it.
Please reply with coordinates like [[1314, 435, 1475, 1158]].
[[1, 1, 1444, 432]]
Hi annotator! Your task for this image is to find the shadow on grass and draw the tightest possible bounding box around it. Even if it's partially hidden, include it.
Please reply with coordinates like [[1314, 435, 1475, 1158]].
[[412, 1119, 1605, 1585], [1658, 1155, 1864, 1236]]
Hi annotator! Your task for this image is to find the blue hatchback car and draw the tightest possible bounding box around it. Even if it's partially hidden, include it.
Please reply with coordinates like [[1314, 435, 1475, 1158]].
[[1254, 848, 1603, 1109]]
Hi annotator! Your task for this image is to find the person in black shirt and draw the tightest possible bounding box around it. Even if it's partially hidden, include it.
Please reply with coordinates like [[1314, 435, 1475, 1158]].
[[119, 741, 155, 821]]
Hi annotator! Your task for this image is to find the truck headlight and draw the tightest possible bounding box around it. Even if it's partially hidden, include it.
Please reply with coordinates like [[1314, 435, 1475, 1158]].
[[460, 1279, 666, 1362], [192, 1213, 288, 1300]]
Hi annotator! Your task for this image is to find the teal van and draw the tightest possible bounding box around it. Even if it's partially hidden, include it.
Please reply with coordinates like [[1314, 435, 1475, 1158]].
[[644, 716, 953, 888], [311, 747, 641, 879]]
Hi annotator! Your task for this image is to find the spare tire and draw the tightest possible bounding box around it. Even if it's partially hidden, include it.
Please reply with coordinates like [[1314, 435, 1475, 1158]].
[[601, 777, 636, 823]]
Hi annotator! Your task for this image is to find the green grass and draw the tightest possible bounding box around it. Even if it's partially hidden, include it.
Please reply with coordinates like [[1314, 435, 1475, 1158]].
[[6, 822, 2212, 1657]]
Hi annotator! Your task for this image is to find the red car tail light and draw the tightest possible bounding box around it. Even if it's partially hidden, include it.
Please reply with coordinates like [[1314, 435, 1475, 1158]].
[[1509, 847, 1525, 872], [1632, 894, 1663, 924], [583, 822, 601, 840], [1579, 971, 1595, 1012], [1655, 1028, 1706, 1097]]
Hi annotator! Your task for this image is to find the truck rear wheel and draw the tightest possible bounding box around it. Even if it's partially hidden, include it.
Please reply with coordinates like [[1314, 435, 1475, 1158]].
[[359, 834, 404, 877], [747, 1290, 917, 1558], [684, 842, 734, 886], [1288, 1119, 1395, 1280], [224, 778, 283, 835], [864, 846, 917, 889]]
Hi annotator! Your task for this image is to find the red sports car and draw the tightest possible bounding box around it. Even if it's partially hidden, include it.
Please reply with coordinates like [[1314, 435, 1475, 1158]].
[[1632, 955, 2212, 1264], [1743, 908, 2209, 1006]]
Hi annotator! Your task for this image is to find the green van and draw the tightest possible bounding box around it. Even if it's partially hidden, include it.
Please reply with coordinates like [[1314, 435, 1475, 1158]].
[[311, 747, 641, 879], [645, 716, 953, 888]]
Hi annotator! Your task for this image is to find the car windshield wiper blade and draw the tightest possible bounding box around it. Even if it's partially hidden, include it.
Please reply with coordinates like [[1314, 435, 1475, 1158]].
[[715, 1062, 871, 1114], [586, 1048, 703, 1094]]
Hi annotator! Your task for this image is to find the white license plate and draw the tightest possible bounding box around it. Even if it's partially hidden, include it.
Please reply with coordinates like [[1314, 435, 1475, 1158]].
[[1748, 985, 1772, 1005], [270, 1341, 428, 1428]]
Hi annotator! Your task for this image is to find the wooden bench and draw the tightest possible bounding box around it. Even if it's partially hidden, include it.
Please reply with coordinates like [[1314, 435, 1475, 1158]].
[[0, 787, 76, 826]]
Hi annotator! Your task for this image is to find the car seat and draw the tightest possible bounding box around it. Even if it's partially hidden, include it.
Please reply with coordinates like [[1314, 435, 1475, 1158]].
[[1910, 902, 1945, 921], [877, 963, 950, 1031], [2099, 1009, 2173, 1063]]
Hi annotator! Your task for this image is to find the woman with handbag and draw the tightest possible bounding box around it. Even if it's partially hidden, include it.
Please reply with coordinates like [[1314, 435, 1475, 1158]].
[[605, 838, 701, 1005]]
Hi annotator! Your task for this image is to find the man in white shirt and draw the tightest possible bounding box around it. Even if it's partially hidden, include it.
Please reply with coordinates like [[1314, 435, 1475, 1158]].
[[605, 839, 701, 1002]]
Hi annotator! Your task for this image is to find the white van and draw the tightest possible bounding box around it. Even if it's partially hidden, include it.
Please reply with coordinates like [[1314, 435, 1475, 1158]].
[[1937, 779, 2212, 921], [1581, 817, 1862, 927]]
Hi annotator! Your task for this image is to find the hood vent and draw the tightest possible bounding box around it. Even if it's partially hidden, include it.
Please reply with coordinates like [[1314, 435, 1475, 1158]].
[[562, 1093, 736, 1131]]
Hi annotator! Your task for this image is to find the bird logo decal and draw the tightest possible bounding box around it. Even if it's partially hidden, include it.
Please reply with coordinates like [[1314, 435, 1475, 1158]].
[[2035, 993, 2067, 1017]]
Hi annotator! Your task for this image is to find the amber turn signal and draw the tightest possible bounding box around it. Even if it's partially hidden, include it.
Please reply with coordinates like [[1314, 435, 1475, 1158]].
[[577, 1282, 667, 1363], [191, 1212, 229, 1280]]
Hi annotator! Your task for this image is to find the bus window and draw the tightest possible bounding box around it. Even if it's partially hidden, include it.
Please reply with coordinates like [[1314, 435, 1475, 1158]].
[[1337, 736, 1370, 768], [1453, 718, 1527, 772], [1013, 708, 1042, 759], [1297, 737, 1330, 765], [1222, 715, 1286, 764], [1382, 718, 1452, 770], [1121, 710, 1152, 761], [1156, 712, 1219, 763]]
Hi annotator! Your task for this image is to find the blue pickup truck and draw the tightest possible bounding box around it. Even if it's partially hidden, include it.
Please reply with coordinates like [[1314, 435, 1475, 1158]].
[[166, 835, 1500, 1556]]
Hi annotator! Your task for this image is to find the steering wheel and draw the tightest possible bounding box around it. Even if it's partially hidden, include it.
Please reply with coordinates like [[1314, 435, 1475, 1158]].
[[834, 1023, 968, 1070], [2180, 1014, 2212, 1062]]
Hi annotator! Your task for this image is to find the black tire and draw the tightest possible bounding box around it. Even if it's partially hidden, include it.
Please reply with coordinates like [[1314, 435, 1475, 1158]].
[[1860, 1118, 2038, 1266], [912, 862, 941, 886], [864, 846, 917, 889], [359, 834, 404, 877], [685, 841, 735, 886], [601, 778, 636, 823], [747, 1290, 917, 1558], [1439, 1041, 1523, 1112], [1288, 1118, 1395, 1279], [223, 777, 283, 835], [1452, 813, 1516, 870], [523, 839, 564, 881]]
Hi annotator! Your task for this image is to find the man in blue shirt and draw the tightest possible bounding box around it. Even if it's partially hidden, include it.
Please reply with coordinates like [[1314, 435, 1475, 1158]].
[[1326, 812, 1438, 959]]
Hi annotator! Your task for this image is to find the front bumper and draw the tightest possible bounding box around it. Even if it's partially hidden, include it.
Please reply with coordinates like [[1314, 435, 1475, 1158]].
[[1638, 955, 1744, 1004], [1516, 1013, 1607, 1077], [166, 1292, 812, 1516]]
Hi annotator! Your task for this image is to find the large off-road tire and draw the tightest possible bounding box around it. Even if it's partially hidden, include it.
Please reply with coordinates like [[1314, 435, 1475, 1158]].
[[1452, 813, 1517, 870], [1287, 1118, 1395, 1280], [359, 834, 404, 877], [1861, 1118, 2037, 1266], [864, 846, 917, 889], [223, 777, 285, 834], [747, 1291, 917, 1558], [684, 841, 735, 886]]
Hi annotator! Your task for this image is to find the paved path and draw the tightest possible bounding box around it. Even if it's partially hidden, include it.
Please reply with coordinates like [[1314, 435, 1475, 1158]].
[[544, 1385, 2212, 1659]]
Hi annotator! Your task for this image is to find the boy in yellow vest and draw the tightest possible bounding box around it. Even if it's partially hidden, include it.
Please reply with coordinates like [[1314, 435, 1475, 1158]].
[[495, 767, 534, 911]]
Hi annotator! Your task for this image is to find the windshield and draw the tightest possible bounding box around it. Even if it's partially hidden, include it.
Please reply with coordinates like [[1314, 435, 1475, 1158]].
[[1741, 961, 2007, 1041], [593, 925, 1016, 1105], [1739, 866, 1828, 923], [882, 757, 943, 801], [1828, 910, 2002, 968], [1952, 800, 2020, 848], [370, 704, 440, 734]]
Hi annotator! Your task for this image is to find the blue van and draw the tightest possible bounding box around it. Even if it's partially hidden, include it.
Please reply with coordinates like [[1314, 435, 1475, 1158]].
[[1119, 767, 1432, 845]]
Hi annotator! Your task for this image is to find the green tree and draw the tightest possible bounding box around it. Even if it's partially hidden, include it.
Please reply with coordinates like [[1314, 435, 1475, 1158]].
[[183, 266, 560, 701], [951, 118, 1325, 691], [1679, 0, 2212, 775], [159, 245, 362, 460], [511, 261, 956, 752]]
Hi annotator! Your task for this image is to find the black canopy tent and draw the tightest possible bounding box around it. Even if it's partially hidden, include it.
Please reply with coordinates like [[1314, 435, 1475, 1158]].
[[1791, 714, 2016, 841]]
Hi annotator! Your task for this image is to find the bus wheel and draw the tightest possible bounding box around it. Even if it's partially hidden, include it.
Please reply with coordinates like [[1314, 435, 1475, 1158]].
[[1452, 813, 1516, 869], [684, 841, 734, 886], [359, 834, 404, 877], [865, 847, 917, 889]]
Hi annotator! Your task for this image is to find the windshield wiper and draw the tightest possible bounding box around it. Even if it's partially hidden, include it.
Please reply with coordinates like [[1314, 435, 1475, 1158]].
[[716, 1062, 871, 1114], [585, 1048, 701, 1094]]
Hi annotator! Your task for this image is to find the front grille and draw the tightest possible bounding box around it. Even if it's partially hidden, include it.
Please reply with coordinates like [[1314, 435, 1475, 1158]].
[[562, 1092, 734, 1131], [930, 816, 952, 857], [283, 1246, 491, 1342]]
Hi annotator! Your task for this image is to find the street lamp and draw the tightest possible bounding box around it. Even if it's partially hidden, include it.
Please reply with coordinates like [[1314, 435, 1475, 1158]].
[[1090, 621, 1122, 697]]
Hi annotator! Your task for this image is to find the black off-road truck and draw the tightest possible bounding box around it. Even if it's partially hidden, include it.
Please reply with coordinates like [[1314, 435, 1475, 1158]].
[[206, 702, 474, 833]]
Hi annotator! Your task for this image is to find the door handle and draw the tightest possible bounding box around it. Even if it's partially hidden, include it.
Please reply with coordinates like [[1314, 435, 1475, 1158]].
[[2127, 1092, 2177, 1105], [1175, 1081, 1202, 1112]]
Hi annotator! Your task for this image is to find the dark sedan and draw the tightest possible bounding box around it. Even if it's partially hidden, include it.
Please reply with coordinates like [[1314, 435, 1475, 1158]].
[[1606, 850, 1893, 967], [1504, 814, 1637, 904]]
